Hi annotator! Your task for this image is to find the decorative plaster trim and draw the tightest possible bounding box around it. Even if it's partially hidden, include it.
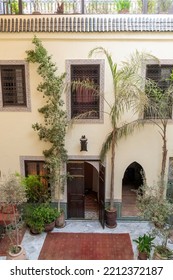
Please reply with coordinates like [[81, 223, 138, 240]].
[[20, 155, 45, 176], [66, 59, 104, 123], [68, 155, 100, 161], [0, 60, 31, 112], [1, 15, 173, 33]]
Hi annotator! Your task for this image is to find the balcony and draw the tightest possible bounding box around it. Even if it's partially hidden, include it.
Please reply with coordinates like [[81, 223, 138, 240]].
[[0, 0, 173, 15]]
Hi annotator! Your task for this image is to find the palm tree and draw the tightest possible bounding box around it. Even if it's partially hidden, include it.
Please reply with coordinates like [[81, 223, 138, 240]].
[[89, 47, 156, 225], [144, 77, 173, 197]]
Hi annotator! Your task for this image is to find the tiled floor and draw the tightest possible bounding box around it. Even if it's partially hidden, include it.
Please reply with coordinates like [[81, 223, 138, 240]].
[[85, 191, 99, 219], [1, 220, 173, 260], [122, 185, 139, 217], [0, 220, 170, 260]]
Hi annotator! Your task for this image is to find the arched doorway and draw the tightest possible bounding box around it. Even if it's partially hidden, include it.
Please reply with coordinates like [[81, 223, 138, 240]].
[[122, 162, 144, 217], [67, 160, 105, 226]]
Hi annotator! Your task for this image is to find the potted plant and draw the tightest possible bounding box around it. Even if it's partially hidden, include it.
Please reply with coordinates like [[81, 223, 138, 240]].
[[115, 0, 131, 13], [0, 173, 27, 260], [133, 233, 155, 259], [89, 47, 156, 227], [153, 244, 173, 260], [55, 209, 66, 228], [136, 182, 173, 228], [39, 204, 59, 232], [24, 204, 45, 234], [26, 37, 68, 227], [136, 181, 173, 259]]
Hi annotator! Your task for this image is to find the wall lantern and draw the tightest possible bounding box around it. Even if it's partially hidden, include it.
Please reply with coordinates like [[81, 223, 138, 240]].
[[80, 135, 88, 151]]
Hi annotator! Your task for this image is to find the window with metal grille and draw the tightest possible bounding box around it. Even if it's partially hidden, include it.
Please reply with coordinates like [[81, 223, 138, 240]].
[[144, 64, 173, 119], [71, 64, 100, 119], [0, 65, 26, 106]]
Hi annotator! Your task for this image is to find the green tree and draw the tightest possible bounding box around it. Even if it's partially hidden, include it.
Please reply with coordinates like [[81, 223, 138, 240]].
[[26, 36, 68, 212], [145, 73, 173, 197], [89, 47, 156, 212]]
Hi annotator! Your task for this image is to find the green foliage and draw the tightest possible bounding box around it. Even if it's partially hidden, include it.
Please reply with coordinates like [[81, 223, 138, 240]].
[[115, 0, 131, 12], [24, 203, 59, 232], [26, 36, 68, 211], [159, 0, 173, 13], [137, 182, 173, 253], [147, 0, 156, 13], [89, 47, 156, 210], [145, 74, 173, 189], [133, 233, 155, 257], [24, 204, 45, 233], [145, 79, 173, 119], [11, 0, 19, 14], [154, 245, 173, 259], [137, 183, 173, 228], [22, 175, 50, 203], [0, 173, 27, 250], [38, 204, 59, 224], [0, 173, 27, 206]]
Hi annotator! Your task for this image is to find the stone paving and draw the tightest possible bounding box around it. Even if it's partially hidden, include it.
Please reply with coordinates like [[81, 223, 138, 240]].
[[1, 220, 173, 260], [16, 220, 162, 260]]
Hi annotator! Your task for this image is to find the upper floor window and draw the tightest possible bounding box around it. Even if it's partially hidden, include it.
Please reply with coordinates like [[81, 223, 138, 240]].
[[0, 61, 30, 112], [66, 59, 104, 123], [144, 64, 173, 119], [1, 65, 26, 106], [71, 64, 100, 119]]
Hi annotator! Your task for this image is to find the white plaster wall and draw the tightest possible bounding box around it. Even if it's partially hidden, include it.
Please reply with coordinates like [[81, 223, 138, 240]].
[[0, 31, 173, 201]]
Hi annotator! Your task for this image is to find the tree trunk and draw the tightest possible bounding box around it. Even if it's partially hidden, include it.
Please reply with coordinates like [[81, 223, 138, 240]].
[[160, 123, 167, 198], [110, 130, 116, 210]]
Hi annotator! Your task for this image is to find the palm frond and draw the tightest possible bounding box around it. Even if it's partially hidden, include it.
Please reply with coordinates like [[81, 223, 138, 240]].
[[116, 119, 145, 141], [89, 47, 117, 88], [72, 110, 98, 120]]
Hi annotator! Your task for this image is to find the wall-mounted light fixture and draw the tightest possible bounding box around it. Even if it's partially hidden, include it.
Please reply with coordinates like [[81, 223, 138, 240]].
[[80, 135, 88, 151]]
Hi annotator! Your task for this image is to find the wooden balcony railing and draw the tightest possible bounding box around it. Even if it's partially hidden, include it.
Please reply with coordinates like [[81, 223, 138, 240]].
[[0, 0, 173, 15]]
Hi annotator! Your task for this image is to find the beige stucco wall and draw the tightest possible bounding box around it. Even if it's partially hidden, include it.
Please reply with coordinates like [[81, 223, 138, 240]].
[[1, 29, 173, 202]]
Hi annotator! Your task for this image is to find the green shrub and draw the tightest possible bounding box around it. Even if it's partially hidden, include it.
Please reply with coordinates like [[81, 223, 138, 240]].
[[22, 175, 50, 203]]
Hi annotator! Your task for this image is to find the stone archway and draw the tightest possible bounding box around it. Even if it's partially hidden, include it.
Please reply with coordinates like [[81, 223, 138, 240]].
[[121, 162, 144, 217]]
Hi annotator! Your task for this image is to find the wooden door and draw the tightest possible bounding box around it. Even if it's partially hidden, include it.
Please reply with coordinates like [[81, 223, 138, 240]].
[[67, 161, 85, 218], [99, 162, 105, 228]]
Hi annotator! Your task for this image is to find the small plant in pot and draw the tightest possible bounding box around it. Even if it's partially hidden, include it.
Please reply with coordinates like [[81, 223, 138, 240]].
[[39, 204, 60, 232], [115, 0, 131, 13], [0, 173, 27, 260], [136, 181, 173, 259], [152, 224, 173, 260], [153, 244, 173, 260], [24, 204, 45, 235], [133, 233, 155, 260]]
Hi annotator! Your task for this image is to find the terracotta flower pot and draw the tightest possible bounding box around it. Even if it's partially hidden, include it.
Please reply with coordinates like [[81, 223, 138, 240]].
[[55, 212, 66, 228], [138, 251, 148, 260], [44, 221, 55, 232], [6, 245, 27, 260], [153, 251, 167, 260], [105, 208, 117, 228]]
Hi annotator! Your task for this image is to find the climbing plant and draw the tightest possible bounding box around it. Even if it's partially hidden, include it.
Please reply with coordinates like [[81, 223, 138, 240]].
[[26, 36, 68, 211]]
